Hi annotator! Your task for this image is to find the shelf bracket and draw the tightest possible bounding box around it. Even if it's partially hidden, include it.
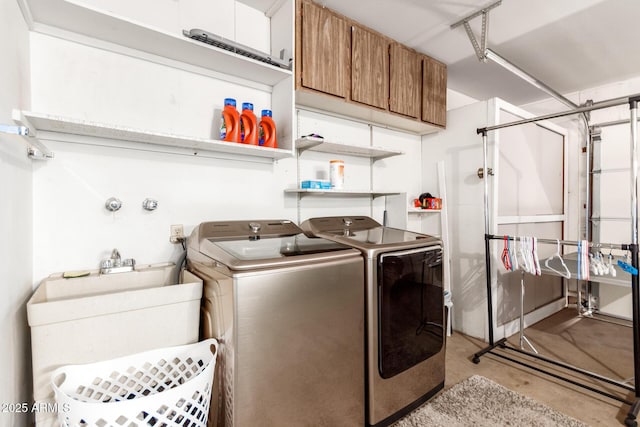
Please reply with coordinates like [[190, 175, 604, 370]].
[[295, 137, 324, 155], [9, 110, 54, 160], [372, 193, 400, 199]]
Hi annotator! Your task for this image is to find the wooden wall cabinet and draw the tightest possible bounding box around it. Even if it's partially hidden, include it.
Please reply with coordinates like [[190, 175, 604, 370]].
[[351, 25, 388, 110], [296, 0, 446, 134], [422, 56, 447, 127], [389, 43, 421, 119], [297, 0, 350, 99]]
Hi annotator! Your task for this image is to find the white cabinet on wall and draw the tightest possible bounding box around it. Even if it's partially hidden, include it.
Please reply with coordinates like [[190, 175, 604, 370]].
[[15, 0, 295, 161]]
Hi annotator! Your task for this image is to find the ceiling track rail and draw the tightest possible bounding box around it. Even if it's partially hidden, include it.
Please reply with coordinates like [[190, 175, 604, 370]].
[[450, 0, 501, 62], [485, 49, 578, 110], [450, 0, 579, 110]]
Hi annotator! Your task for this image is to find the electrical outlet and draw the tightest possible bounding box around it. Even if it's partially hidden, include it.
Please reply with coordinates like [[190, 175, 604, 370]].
[[170, 224, 185, 243]]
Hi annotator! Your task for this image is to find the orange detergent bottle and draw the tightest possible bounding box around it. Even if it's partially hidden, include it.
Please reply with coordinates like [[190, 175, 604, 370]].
[[240, 102, 259, 145], [220, 98, 240, 142], [259, 109, 277, 148]]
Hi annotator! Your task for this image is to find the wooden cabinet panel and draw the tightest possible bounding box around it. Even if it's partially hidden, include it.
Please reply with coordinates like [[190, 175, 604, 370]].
[[295, 0, 447, 133], [422, 56, 447, 127], [389, 43, 421, 119], [351, 25, 388, 110], [299, 0, 350, 98]]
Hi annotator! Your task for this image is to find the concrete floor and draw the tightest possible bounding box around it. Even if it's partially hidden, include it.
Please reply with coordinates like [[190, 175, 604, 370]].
[[445, 308, 635, 426]]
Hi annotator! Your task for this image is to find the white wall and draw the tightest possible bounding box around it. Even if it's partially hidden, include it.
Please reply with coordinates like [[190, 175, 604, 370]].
[[75, 0, 270, 54], [0, 0, 32, 426], [31, 140, 299, 278], [28, 52, 423, 279], [421, 101, 490, 339], [447, 88, 478, 111], [28, 30, 299, 279], [371, 127, 422, 230]]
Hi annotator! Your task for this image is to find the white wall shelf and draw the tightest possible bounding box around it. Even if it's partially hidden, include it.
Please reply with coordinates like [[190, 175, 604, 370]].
[[290, 133, 404, 212], [14, 110, 293, 161], [295, 137, 403, 160], [20, 0, 292, 87], [285, 189, 399, 198], [408, 208, 442, 214]]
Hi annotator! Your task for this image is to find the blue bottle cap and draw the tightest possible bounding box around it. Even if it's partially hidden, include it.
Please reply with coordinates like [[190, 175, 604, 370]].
[[242, 102, 254, 111], [261, 109, 272, 117], [224, 98, 236, 107]]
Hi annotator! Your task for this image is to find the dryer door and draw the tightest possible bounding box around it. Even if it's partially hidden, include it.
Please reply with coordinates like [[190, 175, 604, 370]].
[[378, 246, 444, 379]]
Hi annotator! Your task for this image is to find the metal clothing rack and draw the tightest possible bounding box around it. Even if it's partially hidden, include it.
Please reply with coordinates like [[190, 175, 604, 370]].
[[472, 93, 640, 426]]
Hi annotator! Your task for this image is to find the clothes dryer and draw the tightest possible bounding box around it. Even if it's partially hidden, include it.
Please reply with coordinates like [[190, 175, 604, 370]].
[[300, 216, 445, 427], [187, 220, 364, 427]]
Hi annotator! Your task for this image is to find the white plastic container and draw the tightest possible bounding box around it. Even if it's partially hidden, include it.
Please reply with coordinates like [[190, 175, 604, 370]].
[[330, 159, 344, 189], [27, 263, 202, 427], [51, 339, 218, 427]]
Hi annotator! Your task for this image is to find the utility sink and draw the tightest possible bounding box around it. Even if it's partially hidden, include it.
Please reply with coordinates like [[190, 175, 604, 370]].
[[28, 262, 201, 325], [27, 262, 203, 427]]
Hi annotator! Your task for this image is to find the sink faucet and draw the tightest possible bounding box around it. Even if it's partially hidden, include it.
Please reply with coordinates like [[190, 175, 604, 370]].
[[111, 248, 122, 267], [100, 248, 135, 274]]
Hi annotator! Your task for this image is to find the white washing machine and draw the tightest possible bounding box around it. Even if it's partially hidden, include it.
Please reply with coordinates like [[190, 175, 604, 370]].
[[187, 220, 365, 427], [300, 216, 445, 427]]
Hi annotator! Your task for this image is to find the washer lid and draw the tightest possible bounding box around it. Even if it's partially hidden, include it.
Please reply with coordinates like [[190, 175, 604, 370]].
[[328, 226, 433, 245], [188, 220, 360, 270], [211, 234, 351, 261], [301, 216, 439, 245], [194, 219, 302, 240]]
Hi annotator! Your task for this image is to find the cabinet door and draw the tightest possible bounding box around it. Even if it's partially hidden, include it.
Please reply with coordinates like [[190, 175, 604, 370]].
[[351, 25, 388, 110], [389, 43, 421, 119], [422, 56, 447, 127], [299, 0, 350, 98]]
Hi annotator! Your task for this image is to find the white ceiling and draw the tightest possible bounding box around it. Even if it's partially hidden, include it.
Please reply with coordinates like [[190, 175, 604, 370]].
[[313, 0, 640, 107]]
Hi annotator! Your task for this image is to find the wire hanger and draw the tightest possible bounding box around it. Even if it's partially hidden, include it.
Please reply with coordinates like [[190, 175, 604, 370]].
[[544, 239, 571, 279], [518, 236, 531, 274], [577, 240, 590, 281], [532, 237, 541, 276], [608, 252, 617, 277], [501, 236, 512, 271], [509, 236, 518, 271]]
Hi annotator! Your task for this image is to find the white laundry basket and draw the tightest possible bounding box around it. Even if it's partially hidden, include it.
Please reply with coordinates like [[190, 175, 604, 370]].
[[51, 338, 218, 427]]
